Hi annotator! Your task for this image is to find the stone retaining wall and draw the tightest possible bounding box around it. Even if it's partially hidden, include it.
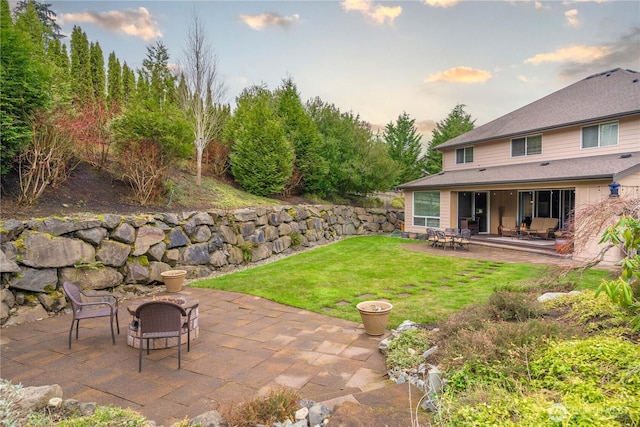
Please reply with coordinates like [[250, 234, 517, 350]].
[[0, 205, 403, 325]]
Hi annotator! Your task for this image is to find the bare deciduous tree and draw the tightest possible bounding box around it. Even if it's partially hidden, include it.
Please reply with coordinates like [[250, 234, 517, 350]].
[[179, 13, 227, 186]]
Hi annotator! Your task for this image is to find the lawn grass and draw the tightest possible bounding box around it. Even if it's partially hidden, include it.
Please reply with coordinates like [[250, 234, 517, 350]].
[[192, 236, 613, 328]]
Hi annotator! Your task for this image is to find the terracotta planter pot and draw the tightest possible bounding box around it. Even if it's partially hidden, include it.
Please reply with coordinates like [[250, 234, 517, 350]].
[[356, 301, 393, 336], [161, 270, 187, 293]]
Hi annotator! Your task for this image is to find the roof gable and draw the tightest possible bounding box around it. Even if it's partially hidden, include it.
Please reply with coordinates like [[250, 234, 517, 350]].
[[439, 68, 640, 150]]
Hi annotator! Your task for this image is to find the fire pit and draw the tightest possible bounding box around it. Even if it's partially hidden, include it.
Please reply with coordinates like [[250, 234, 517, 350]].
[[126, 294, 199, 349]]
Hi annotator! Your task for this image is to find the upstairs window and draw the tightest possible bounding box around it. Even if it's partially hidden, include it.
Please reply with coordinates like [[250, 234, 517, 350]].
[[582, 121, 618, 148], [512, 135, 542, 157], [456, 146, 473, 164]]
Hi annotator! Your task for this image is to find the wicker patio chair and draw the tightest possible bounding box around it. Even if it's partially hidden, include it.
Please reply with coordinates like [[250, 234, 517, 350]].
[[521, 218, 559, 240], [501, 217, 518, 237], [135, 301, 188, 372], [63, 281, 120, 349]]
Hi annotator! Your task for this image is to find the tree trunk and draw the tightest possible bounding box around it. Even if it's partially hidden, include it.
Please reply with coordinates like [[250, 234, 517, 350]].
[[196, 146, 203, 186]]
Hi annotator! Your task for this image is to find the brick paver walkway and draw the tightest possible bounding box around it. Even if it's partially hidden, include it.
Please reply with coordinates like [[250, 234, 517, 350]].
[[1, 288, 387, 425]]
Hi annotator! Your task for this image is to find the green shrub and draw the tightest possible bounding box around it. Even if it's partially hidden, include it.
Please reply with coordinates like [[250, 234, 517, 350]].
[[52, 406, 148, 426], [545, 290, 631, 335], [390, 196, 404, 209], [237, 241, 255, 263], [487, 291, 544, 322], [360, 197, 384, 208], [220, 387, 300, 427], [439, 336, 640, 426], [385, 328, 431, 369], [438, 320, 563, 391], [290, 232, 302, 249]]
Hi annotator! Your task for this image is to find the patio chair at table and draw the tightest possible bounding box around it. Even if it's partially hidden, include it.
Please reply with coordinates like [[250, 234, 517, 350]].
[[453, 228, 472, 250], [434, 230, 453, 250], [135, 300, 189, 372], [63, 281, 120, 349], [426, 228, 438, 246]]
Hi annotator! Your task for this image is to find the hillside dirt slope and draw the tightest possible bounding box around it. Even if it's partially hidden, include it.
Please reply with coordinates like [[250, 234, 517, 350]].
[[0, 162, 305, 221]]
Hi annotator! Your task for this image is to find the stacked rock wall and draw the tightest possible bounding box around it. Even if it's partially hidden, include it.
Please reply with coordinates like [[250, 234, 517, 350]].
[[1, 205, 403, 324]]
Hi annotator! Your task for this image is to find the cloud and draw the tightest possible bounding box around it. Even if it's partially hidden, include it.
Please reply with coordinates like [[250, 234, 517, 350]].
[[424, 67, 493, 83], [369, 5, 402, 24], [60, 7, 161, 41], [562, 0, 608, 4], [565, 9, 580, 27], [415, 119, 437, 135], [422, 0, 459, 7], [341, 0, 402, 25], [525, 44, 610, 64], [238, 12, 301, 31], [553, 27, 640, 79]]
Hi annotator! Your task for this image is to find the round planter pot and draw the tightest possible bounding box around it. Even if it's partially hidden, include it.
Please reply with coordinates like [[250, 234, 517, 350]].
[[356, 301, 393, 336], [161, 270, 187, 293]]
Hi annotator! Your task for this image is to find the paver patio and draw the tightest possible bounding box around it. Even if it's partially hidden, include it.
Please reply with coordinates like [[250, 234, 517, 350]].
[[1, 288, 388, 425], [1, 242, 595, 425]]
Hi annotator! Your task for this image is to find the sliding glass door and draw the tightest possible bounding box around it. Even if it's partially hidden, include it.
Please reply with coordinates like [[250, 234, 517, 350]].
[[517, 189, 574, 229], [457, 191, 489, 233]]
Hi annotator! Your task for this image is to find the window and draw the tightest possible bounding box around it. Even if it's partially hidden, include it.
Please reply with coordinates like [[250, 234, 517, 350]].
[[413, 191, 440, 227], [456, 146, 473, 164], [582, 122, 618, 148], [511, 135, 542, 157]]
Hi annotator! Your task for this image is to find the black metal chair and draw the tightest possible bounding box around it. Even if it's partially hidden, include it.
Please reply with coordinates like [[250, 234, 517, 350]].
[[434, 230, 452, 250], [135, 301, 189, 372], [454, 228, 472, 250], [426, 228, 438, 246], [62, 281, 119, 349]]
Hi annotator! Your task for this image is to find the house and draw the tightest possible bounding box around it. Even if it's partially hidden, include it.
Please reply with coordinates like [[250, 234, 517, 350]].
[[398, 68, 640, 264]]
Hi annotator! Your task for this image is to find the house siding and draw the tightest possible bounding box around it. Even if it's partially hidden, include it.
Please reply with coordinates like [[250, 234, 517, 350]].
[[442, 115, 640, 171], [572, 171, 640, 263]]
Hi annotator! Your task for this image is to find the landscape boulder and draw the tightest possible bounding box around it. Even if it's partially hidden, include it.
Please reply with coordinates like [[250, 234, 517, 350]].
[[20, 231, 96, 268]]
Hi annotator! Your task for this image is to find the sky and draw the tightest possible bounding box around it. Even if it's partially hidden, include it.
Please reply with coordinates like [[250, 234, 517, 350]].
[[36, 0, 640, 140]]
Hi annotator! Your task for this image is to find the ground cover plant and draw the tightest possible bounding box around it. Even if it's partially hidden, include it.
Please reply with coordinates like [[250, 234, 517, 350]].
[[193, 236, 612, 327], [431, 290, 639, 426]]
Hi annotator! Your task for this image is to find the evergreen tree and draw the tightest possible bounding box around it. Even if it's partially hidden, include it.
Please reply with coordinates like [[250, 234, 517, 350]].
[[13, 0, 47, 52], [273, 77, 327, 196], [121, 62, 136, 105], [46, 38, 67, 70], [70, 26, 93, 103], [90, 41, 105, 102], [383, 111, 426, 185], [44, 36, 71, 104], [424, 104, 475, 174], [142, 40, 174, 109], [306, 97, 397, 197], [14, 0, 62, 41], [0, 0, 51, 174], [227, 85, 294, 196], [135, 69, 149, 102], [107, 52, 122, 106]]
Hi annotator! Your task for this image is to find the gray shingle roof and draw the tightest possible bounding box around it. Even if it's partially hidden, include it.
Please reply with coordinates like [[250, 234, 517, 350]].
[[438, 68, 640, 150], [397, 151, 640, 190]]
